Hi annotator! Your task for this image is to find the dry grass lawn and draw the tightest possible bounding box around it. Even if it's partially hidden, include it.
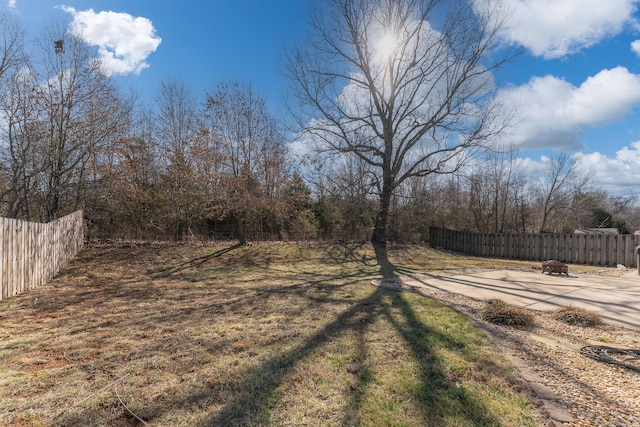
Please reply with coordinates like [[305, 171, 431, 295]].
[[0, 242, 553, 426]]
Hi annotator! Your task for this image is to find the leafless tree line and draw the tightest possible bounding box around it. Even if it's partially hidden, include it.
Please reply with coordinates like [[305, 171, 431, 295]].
[[307, 145, 640, 242], [0, 17, 313, 242], [401, 150, 639, 237], [1, 10, 638, 244], [0, 21, 131, 224], [68, 78, 314, 242]]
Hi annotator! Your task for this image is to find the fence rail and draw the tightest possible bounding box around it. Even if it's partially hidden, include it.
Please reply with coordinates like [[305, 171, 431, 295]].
[[1, 211, 84, 300], [429, 227, 640, 268]]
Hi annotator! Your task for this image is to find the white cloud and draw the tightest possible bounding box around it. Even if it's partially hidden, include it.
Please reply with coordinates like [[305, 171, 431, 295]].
[[7, 0, 15, 9], [498, 67, 640, 150], [494, 0, 637, 58], [61, 6, 161, 76], [574, 143, 640, 196], [496, 149, 640, 198], [632, 39, 640, 56]]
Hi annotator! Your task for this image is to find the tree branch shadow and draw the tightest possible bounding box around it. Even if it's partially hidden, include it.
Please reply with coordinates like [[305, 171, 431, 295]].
[[382, 290, 503, 425], [203, 288, 387, 426], [171, 244, 501, 426], [152, 243, 243, 278], [53, 243, 512, 426]]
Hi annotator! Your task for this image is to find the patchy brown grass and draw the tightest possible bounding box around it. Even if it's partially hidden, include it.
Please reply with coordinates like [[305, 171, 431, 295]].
[[0, 242, 546, 426]]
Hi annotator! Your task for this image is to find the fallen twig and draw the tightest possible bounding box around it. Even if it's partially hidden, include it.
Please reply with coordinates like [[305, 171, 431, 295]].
[[115, 384, 148, 425], [51, 373, 131, 421]]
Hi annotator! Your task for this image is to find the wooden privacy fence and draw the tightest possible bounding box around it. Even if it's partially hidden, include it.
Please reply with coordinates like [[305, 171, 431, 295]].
[[429, 227, 640, 268], [1, 211, 84, 300]]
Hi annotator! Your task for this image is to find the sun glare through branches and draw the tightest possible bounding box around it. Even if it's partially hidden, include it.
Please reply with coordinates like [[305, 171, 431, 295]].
[[374, 31, 398, 63]]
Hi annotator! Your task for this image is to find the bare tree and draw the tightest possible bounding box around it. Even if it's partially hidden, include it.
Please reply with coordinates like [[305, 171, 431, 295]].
[[535, 153, 589, 233], [0, 65, 40, 219], [467, 147, 525, 233], [287, 0, 513, 244], [0, 12, 24, 79], [510, 172, 531, 233], [0, 13, 31, 218], [155, 79, 202, 240], [33, 27, 130, 221], [468, 172, 493, 232], [205, 82, 287, 244], [87, 108, 162, 239]]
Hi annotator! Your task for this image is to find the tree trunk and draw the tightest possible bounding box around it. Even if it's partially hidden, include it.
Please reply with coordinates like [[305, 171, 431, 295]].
[[236, 213, 247, 245], [372, 181, 392, 245], [45, 178, 60, 222]]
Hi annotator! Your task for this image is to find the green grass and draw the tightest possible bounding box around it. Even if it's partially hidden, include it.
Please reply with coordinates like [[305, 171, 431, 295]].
[[0, 242, 539, 426]]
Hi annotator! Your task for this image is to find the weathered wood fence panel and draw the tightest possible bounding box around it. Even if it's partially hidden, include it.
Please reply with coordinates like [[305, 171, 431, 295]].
[[429, 227, 640, 268], [1, 211, 84, 300]]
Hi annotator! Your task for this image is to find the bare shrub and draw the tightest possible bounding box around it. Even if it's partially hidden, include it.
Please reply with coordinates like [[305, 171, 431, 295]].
[[480, 299, 535, 328], [551, 305, 603, 327]]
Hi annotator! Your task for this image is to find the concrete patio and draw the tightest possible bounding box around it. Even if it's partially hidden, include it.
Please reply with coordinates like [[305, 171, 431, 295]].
[[402, 269, 640, 331]]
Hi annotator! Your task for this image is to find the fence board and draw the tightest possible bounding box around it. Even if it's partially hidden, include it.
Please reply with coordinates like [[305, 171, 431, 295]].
[[0, 211, 83, 300], [429, 227, 640, 268]]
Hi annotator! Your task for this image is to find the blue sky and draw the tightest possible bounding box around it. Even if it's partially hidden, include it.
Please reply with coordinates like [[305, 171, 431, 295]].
[[7, 0, 640, 197], [10, 0, 313, 115]]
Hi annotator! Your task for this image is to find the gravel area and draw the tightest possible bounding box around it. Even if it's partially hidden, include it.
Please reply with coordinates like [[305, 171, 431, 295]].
[[374, 272, 640, 427]]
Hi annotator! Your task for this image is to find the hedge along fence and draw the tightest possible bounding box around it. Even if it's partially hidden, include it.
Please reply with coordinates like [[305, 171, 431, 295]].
[[429, 227, 640, 268], [1, 210, 84, 300]]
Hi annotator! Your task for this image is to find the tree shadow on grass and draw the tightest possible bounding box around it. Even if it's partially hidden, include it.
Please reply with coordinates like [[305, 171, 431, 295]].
[[152, 244, 505, 426], [194, 297, 502, 426], [345, 244, 501, 426], [204, 289, 387, 426], [45, 243, 512, 426], [382, 290, 501, 425], [152, 243, 243, 278]]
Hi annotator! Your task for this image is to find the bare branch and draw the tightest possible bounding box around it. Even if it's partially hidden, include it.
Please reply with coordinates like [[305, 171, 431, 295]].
[[287, 0, 514, 243]]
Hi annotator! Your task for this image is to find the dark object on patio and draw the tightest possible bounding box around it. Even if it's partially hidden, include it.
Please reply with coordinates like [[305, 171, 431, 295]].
[[541, 260, 569, 276]]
